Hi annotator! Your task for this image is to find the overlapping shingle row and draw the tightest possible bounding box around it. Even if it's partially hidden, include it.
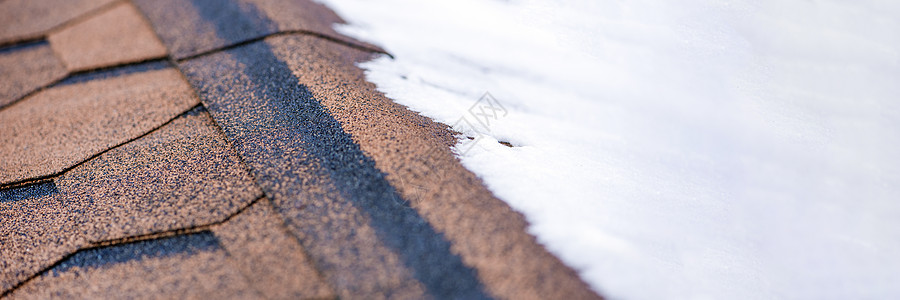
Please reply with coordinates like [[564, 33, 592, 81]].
[[1, 109, 262, 292], [0, 42, 66, 108], [0, 0, 119, 46], [0, 1, 167, 110], [0, 68, 198, 185], [133, 0, 350, 60], [1, 0, 601, 299]]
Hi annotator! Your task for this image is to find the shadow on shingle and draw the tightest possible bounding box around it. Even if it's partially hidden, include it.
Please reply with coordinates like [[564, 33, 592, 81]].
[[0, 40, 48, 54], [57, 59, 171, 86], [0, 181, 59, 203], [50, 231, 221, 275], [179, 14, 490, 296]]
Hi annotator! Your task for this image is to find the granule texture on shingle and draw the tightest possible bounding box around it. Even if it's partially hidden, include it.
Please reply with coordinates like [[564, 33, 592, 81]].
[[267, 35, 601, 300], [47, 2, 167, 72], [0, 0, 117, 45], [0, 68, 198, 186], [6, 233, 263, 300], [0, 109, 262, 293], [0, 42, 67, 108], [180, 40, 444, 299], [132, 0, 343, 59], [212, 198, 336, 299], [246, 0, 343, 33]]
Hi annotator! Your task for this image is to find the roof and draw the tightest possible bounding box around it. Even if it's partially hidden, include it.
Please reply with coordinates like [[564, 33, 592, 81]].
[[0, 0, 601, 299]]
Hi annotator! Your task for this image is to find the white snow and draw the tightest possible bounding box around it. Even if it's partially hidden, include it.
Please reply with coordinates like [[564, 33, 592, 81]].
[[315, 0, 900, 299]]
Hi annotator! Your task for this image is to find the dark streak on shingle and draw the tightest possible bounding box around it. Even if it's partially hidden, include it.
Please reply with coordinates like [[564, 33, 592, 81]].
[[132, 0, 350, 60], [56, 59, 171, 86], [1, 0, 602, 298], [243, 33, 601, 300], [52, 232, 223, 274], [179, 36, 491, 299], [0, 181, 58, 204]]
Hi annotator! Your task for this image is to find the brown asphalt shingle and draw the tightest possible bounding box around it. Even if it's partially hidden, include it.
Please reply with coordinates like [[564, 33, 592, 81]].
[[0, 109, 262, 292], [132, 0, 345, 59], [8, 200, 334, 299], [180, 40, 433, 300], [0, 0, 118, 45], [267, 35, 601, 300], [169, 0, 598, 293], [212, 198, 335, 299], [0, 42, 66, 108], [0, 68, 198, 186], [47, 2, 167, 72], [6, 232, 263, 300], [1, 0, 603, 298]]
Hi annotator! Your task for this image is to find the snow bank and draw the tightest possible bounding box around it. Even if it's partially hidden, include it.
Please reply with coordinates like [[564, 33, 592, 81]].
[[315, 0, 900, 298]]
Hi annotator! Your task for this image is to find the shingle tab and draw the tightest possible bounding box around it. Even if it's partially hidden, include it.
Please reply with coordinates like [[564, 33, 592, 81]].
[[7, 233, 262, 299], [212, 199, 335, 299], [0, 68, 198, 186], [0, 42, 67, 108], [133, 0, 343, 59], [47, 2, 167, 72], [269, 35, 601, 300], [0, 0, 118, 45], [186, 34, 600, 300], [179, 37, 488, 299], [0, 109, 262, 293], [1, 0, 601, 297]]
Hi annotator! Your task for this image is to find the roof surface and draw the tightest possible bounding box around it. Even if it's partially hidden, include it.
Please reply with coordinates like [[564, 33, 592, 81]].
[[0, 0, 601, 299]]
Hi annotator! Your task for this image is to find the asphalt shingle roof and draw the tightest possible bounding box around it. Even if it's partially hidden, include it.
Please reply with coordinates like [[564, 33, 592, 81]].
[[0, 68, 199, 186], [0, 0, 118, 46], [181, 35, 488, 299], [210, 198, 335, 299], [1, 109, 261, 292], [0, 42, 66, 108], [7, 232, 263, 299], [133, 0, 345, 60], [0, 0, 602, 298], [47, 2, 167, 72]]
